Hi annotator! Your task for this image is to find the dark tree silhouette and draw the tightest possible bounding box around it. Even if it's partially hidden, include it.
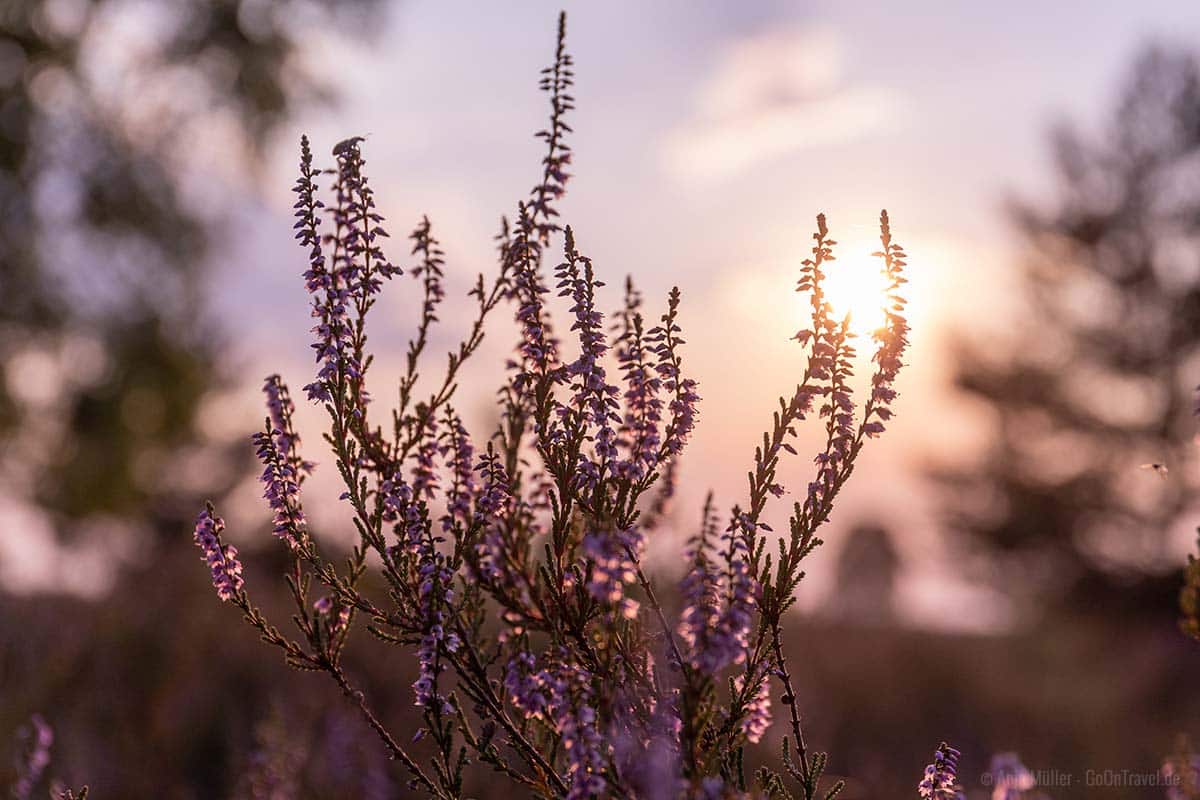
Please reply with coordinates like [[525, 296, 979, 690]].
[[937, 43, 1200, 619], [0, 0, 378, 562]]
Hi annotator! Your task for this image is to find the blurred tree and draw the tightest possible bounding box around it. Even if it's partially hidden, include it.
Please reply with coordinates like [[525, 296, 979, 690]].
[[937, 44, 1200, 619], [824, 522, 898, 624], [0, 0, 379, 583]]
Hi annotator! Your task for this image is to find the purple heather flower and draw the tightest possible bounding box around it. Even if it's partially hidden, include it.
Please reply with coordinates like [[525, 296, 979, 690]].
[[1163, 750, 1200, 800], [678, 503, 756, 675], [327, 137, 401, 297], [648, 289, 700, 463], [294, 139, 349, 405], [733, 670, 772, 744], [313, 595, 351, 636], [988, 752, 1036, 800], [193, 507, 244, 602], [409, 514, 459, 716], [254, 428, 308, 549], [511, 206, 560, 390], [507, 653, 606, 800], [805, 378, 856, 522], [919, 742, 965, 800], [379, 477, 427, 550], [561, 702, 607, 800], [263, 374, 315, 478], [409, 215, 447, 324], [471, 449, 531, 603], [663, 378, 699, 455], [298, 136, 400, 405], [613, 284, 665, 482], [412, 610, 457, 715], [550, 227, 621, 489], [439, 411, 476, 532], [582, 527, 641, 619], [716, 515, 757, 663], [611, 721, 681, 800], [411, 410, 440, 501], [505, 651, 549, 719], [10, 714, 52, 800], [699, 777, 728, 800], [677, 502, 722, 671]]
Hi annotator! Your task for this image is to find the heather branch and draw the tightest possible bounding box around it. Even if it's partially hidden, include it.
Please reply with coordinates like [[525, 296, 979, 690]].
[[327, 662, 449, 799]]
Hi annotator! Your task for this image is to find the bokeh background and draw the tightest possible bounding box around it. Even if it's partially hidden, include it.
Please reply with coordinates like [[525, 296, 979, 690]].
[[4, 0, 1200, 797]]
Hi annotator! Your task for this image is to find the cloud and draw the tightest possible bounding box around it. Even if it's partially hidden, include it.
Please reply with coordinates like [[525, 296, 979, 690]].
[[662, 25, 901, 181]]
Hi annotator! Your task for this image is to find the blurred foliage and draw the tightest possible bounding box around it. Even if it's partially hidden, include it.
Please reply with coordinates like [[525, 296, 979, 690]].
[[3, 553, 1198, 798], [938, 44, 1200, 619], [0, 0, 379, 550], [0, 547, 401, 798]]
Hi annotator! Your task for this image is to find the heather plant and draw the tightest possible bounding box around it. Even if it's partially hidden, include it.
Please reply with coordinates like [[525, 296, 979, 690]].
[[193, 13, 926, 799], [5, 714, 87, 800], [1163, 738, 1200, 800], [986, 753, 1037, 800]]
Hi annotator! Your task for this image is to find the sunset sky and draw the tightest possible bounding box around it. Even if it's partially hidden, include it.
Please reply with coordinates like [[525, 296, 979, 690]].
[[9, 0, 1200, 622], [192, 0, 1200, 629]]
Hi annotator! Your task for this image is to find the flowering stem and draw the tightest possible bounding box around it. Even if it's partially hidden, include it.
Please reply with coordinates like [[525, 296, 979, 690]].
[[327, 662, 448, 799], [769, 617, 815, 798]]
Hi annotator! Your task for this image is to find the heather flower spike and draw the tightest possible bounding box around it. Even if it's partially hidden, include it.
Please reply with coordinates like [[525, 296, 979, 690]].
[[919, 742, 965, 800], [988, 752, 1036, 800], [193, 505, 243, 602], [193, 13, 912, 800], [10, 714, 53, 800]]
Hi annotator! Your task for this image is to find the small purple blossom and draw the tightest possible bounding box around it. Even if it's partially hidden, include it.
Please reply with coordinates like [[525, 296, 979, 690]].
[[613, 280, 664, 482], [678, 498, 722, 671], [582, 526, 641, 619], [919, 742, 965, 800], [507, 652, 606, 800], [411, 409, 439, 501], [555, 227, 621, 485], [193, 506, 243, 602], [717, 514, 756, 665], [439, 410, 476, 532], [988, 752, 1036, 800], [10, 714, 52, 800], [470, 448, 530, 602], [733, 669, 772, 744], [1163, 748, 1200, 800], [649, 288, 700, 462], [299, 136, 400, 405], [505, 651, 548, 719], [511, 204, 560, 398], [263, 374, 315, 478], [678, 502, 756, 675], [313, 596, 351, 636], [253, 427, 308, 549], [408, 216, 447, 329]]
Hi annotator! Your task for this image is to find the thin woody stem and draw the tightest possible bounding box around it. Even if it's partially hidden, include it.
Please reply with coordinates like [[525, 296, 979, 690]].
[[327, 663, 449, 800]]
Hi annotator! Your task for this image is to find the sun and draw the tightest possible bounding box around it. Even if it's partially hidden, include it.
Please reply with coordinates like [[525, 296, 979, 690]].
[[819, 249, 892, 337]]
